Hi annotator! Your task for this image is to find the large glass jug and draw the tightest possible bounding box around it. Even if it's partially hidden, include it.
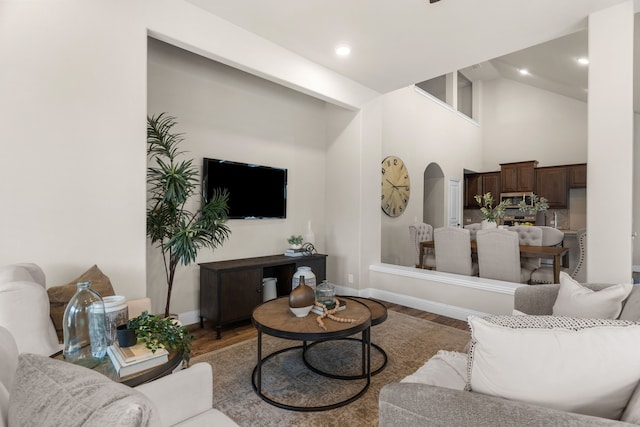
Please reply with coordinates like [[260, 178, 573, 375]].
[[62, 281, 107, 367]]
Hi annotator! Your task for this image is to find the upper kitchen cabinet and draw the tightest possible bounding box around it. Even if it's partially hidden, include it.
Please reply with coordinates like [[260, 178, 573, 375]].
[[567, 163, 587, 188], [464, 172, 500, 208], [536, 166, 568, 208], [500, 161, 538, 193]]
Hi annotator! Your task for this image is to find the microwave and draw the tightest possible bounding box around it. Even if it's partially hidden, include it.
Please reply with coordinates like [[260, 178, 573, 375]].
[[500, 192, 533, 208]]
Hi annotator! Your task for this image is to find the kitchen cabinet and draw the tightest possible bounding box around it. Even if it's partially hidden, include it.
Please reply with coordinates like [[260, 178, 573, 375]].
[[464, 172, 500, 208], [535, 166, 568, 208], [500, 161, 538, 193], [199, 254, 327, 338], [567, 163, 587, 188]]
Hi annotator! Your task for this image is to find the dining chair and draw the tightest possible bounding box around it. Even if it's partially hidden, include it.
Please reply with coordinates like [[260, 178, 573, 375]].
[[571, 228, 587, 283], [476, 229, 534, 284], [433, 227, 478, 276], [409, 223, 436, 269], [463, 223, 482, 241], [507, 225, 543, 271], [529, 226, 571, 284]]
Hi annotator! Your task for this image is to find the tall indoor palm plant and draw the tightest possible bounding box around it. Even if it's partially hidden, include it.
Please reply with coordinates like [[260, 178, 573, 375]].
[[147, 113, 231, 317]]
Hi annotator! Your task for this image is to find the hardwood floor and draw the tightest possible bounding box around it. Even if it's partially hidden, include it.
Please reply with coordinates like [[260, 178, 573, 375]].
[[188, 300, 469, 358]]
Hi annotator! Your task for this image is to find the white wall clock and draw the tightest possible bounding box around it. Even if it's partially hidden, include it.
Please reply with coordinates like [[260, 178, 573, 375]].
[[381, 156, 410, 217]]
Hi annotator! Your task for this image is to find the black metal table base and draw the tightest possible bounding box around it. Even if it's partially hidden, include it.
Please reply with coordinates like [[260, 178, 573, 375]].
[[252, 329, 371, 412], [302, 337, 387, 379]]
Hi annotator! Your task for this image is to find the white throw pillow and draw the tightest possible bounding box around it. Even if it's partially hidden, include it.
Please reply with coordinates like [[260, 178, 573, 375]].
[[401, 350, 467, 390], [552, 272, 632, 319], [467, 315, 640, 420]]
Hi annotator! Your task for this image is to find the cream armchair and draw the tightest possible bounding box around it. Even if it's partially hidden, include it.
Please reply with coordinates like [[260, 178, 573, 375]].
[[0, 325, 238, 427], [0, 263, 150, 356], [0, 263, 238, 426]]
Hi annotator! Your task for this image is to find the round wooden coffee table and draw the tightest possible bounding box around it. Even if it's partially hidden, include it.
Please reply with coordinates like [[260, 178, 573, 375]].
[[251, 296, 372, 412], [303, 296, 388, 379]]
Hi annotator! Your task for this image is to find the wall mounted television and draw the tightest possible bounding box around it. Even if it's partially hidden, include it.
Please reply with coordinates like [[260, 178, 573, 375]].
[[202, 158, 287, 219]]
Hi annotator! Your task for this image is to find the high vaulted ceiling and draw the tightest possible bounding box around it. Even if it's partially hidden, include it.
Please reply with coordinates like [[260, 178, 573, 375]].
[[188, 0, 634, 98]]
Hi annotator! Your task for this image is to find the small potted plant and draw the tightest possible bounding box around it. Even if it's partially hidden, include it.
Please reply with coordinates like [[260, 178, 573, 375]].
[[126, 311, 194, 365], [474, 192, 511, 228], [287, 235, 304, 249]]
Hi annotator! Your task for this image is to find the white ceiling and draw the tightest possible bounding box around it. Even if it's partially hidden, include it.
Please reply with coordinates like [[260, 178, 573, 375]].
[[187, 0, 635, 100]]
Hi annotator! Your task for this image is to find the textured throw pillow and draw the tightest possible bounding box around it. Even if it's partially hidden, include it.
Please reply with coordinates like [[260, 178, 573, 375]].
[[8, 354, 159, 427], [467, 315, 640, 420], [47, 265, 116, 340], [552, 272, 632, 319]]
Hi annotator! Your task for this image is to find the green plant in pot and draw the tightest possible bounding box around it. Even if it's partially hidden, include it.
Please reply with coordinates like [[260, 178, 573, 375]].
[[127, 311, 194, 364], [287, 235, 303, 248], [147, 113, 231, 318]]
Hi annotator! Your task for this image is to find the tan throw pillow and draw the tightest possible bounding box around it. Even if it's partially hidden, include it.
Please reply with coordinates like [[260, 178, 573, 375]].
[[552, 272, 632, 319], [47, 265, 116, 340]]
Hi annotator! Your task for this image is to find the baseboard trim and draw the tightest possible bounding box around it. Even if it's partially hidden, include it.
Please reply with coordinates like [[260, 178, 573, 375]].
[[179, 268, 509, 325]]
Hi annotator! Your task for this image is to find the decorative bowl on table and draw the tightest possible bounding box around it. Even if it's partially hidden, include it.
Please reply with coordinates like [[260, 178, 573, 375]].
[[289, 305, 313, 317]]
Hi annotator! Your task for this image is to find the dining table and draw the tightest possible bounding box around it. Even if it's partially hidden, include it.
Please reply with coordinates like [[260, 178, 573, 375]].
[[419, 240, 570, 284]]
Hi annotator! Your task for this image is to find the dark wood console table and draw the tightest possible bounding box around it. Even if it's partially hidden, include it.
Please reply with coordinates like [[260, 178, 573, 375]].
[[199, 254, 327, 339]]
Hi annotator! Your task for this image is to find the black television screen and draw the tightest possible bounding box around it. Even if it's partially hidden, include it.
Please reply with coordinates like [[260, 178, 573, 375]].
[[203, 158, 287, 219]]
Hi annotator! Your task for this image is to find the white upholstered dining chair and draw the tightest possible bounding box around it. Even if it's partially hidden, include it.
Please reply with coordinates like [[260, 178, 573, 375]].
[[529, 226, 572, 284], [409, 223, 436, 269], [463, 223, 482, 241], [433, 227, 478, 276], [508, 225, 543, 271], [476, 229, 535, 284]]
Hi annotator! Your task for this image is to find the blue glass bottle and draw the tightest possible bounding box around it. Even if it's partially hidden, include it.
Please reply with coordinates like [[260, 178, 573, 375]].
[[62, 281, 107, 367]]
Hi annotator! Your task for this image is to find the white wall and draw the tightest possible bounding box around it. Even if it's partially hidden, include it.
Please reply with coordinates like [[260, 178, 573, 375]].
[[480, 78, 588, 170], [0, 1, 148, 294], [380, 88, 483, 267], [587, 2, 634, 283], [147, 38, 335, 314]]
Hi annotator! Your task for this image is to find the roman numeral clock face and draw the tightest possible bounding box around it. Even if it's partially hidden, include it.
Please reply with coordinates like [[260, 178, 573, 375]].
[[381, 156, 410, 217]]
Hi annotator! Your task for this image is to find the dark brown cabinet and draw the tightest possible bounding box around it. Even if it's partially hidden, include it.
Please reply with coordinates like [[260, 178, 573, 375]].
[[199, 254, 327, 338], [535, 166, 568, 208], [464, 172, 500, 208], [567, 164, 587, 188], [500, 161, 538, 193]]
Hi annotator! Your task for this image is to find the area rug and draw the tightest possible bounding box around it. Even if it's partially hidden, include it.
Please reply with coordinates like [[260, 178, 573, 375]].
[[191, 311, 470, 427]]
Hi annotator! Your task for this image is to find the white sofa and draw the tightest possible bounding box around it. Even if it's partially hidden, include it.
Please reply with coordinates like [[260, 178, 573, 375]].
[[0, 263, 238, 427]]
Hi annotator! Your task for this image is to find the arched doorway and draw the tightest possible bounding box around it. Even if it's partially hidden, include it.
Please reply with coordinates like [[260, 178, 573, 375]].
[[423, 163, 445, 228]]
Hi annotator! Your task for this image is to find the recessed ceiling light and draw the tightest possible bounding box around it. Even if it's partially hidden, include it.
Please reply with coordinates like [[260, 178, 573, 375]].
[[577, 57, 589, 65], [335, 45, 351, 57], [519, 69, 529, 75]]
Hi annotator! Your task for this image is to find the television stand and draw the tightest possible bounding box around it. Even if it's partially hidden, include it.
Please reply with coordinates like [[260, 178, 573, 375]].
[[199, 254, 327, 339]]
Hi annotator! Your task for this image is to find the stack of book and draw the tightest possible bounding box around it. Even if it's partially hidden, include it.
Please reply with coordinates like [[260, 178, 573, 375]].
[[106, 341, 169, 377], [284, 247, 307, 257]]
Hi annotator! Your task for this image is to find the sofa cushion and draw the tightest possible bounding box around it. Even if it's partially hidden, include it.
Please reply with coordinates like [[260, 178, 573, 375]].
[[467, 315, 640, 420], [8, 353, 159, 427], [552, 272, 632, 319], [47, 265, 116, 340], [401, 350, 467, 390]]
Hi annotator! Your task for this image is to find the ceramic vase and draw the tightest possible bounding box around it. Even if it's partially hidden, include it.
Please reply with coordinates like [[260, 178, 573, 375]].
[[289, 277, 315, 308], [481, 219, 497, 229]]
